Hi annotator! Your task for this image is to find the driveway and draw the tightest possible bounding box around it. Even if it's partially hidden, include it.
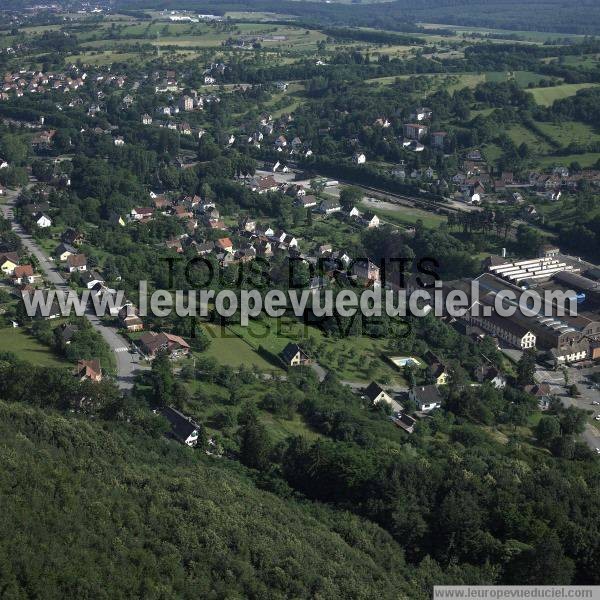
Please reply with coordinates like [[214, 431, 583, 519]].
[[2, 189, 146, 391]]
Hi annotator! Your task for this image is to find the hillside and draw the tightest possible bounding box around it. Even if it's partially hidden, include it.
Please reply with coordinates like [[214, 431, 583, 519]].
[[0, 400, 416, 599]]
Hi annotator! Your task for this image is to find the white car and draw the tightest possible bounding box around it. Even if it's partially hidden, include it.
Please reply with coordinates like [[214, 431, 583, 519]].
[[596, 415, 600, 421], [592, 401, 600, 406], [596, 448, 600, 455]]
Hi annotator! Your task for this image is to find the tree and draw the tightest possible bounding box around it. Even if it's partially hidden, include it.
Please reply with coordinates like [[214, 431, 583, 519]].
[[239, 415, 271, 471], [535, 415, 560, 446], [516, 349, 536, 387], [339, 185, 363, 209]]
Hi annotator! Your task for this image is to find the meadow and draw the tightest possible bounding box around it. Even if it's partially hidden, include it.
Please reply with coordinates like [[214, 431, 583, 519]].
[[0, 327, 69, 368], [528, 83, 600, 106]]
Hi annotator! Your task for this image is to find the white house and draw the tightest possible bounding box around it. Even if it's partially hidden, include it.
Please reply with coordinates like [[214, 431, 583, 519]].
[[353, 153, 366, 165], [364, 382, 394, 406], [35, 213, 52, 228], [409, 385, 442, 412]]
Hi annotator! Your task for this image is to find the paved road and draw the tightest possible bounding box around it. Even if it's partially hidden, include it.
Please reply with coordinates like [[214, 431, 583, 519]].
[[2, 188, 145, 391]]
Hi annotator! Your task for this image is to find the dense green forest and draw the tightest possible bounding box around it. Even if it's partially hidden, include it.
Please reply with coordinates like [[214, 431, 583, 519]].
[[111, 0, 600, 35], [0, 399, 417, 598]]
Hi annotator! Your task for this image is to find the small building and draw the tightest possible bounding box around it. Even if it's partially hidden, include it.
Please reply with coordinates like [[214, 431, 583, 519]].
[[474, 365, 506, 389], [352, 152, 366, 165], [66, 254, 87, 273], [215, 237, 234, 253], [280, 343, 311, 367], [364, 381, 393, 406], [34, 213, 52, 228], [54, 243, 77, 261], [74, 359, 102, 383], [162, 406, 202, 447], [390, 412, 417, 434], [137, 331, 190, 360], [0, 252, 19, 275], [318, 199, 342, 215], [409, 385, 442, 413], [403, 123, 428, 141], [12, 264, 34, 285]]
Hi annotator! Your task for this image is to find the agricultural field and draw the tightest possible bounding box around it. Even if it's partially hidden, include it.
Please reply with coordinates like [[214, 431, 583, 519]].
[[528, 83, 600, 106]]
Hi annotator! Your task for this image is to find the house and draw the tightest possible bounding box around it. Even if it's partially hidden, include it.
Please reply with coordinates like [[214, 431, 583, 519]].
[[61, 228, 84, 246], [423, 351, 449, 385], [79, 270, 105, 290], [252, 175, 279, 194], [473, 365, 506, 389], [409, 385, 443, 413], [137, 331, 190, 360], [404, 123, 428, 140], [56, 323, 79, 345], [118, 306, 144, 332], [361, 212, 380, 229], [390, 412, 417, 434], [12, 264, 34, 285], [431, 131, 447, 148], [318, 199, 342, 215], [411, 107, 432, 121], [34, 213, 52, 228], [280, 343, 311, 367], [162, 406, 201, 447], [364, 381, 393, 406], [0, 252, 19, 275], [113, 136, 125, 146], [66, 254, 87, 273], [215, 237, 234, 253], [141, 113, 153, 125], [352, 259, 380, 283], [296, 195, 318, 209], [539, 244, 560, 259], [352, 152, 366, 165], [54, 243, 77, 261], [74, 359, 102, 383], [524, 383, 552, 410], [130, 207, 154, 222]]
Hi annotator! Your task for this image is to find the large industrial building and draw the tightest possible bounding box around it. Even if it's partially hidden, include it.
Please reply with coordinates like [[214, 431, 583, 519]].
[[441, 249, 600, 366]]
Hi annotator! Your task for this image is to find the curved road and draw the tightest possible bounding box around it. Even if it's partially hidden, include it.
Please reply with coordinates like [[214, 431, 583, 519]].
[[1, 188, 145, 391]]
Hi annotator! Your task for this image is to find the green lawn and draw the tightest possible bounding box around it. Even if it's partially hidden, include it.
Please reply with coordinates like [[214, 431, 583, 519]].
[[201, 323, 284, 373], [360, 200, 446, 229], [528, 83, 600, 106], [0, 327, 70, 368]]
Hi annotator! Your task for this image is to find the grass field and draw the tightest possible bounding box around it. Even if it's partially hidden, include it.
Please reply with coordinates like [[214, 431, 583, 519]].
[[536, 152, 600, 168], [528, 83, 600, 106], [534, 120, 600, 147], [360, 200, 446, 229], [506, 124, 553, 154], [485, 70, 551, 87], [201, 323, 283, 372], [0, 327, 69, 368]]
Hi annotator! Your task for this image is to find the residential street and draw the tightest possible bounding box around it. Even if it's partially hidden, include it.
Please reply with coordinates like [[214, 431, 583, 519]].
[[1, 188, 146, 391]]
